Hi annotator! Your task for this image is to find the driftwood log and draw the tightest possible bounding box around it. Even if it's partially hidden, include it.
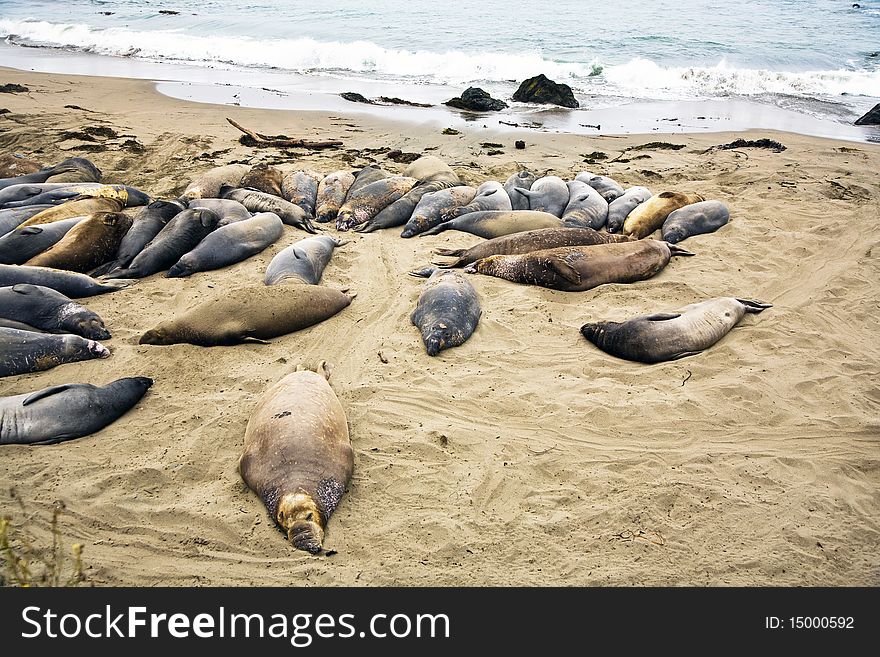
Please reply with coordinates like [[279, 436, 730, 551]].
[[226, 118, 342, 150]]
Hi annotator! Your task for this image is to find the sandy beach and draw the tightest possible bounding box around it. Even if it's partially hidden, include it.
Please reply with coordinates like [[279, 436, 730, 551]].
[[0, 66, 878, 586]]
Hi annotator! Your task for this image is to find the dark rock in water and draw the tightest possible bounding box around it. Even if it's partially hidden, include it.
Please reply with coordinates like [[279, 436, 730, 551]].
[[0, 84, 29, 94], [159, 10, 180, 15], [340, 92, 375, 105], [442, 128, 461, 135], [511, 74, 579, 109], [445, 87, 508, 112], [515, 140, 525, 149], [716, 138, 787, 152], [377, 96, 432, 108], [854, 103, 880, 126]]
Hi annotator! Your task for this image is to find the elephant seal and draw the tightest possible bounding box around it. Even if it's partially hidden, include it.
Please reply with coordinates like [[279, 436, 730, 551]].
[[432, 226, 634, 268], [623, 191, 705, 239], [167, 212, 284, 278], [443, 181, 511, 220], [315, 171, 356, 223], [0, 157, 100, 190], [25, 212, 132, 273], [183, 164, 251, 199], [102, 208, 219, 279], [91, 200, 185, 277], [580, 297, 771, 363], [504, 171, 537, 210], [575, 172, 625, 202], [18, 197, 125, 228], [139, 284, 354, 346], [220, 187, 318, 233], [511, 175, 569, 217], [358, 169, 460, 233], [184, 198, 250, 226], [0, 264, 130, 297], [562, 180, 608, 229], [0, 217, 85, 265], [420, 210, 564, 239], [335, 177, 417, 231], [0, 284, 111, 340], [409, 269, 481, 356], [403, 156, 456, 181], [661, 200, 730, 243], [0, 206, 55, 237], [241, 163, 284, 197], [0, 376, 152, 444], [0, 184, 147, 209], [606, 186, 652, 233], [347, 165, 392, 196], [239, 362, 353, 553], [281, 170, 321, 216], [464, 240, 694, 291], [0, 328, 110, 379], [400, 186, 476, 238], [264, 235, 344, 285]]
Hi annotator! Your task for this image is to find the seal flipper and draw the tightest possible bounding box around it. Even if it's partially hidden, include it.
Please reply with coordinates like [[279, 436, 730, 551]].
[[667, 243, 696, 257], [736, 299, 772, 313], [22, 384, 79, 406], [409, 267, 437, 278], [546, 256, 582, 284], [644, 313, 681, 321], [90, 260, 120, 278], [419, 221, 451, 237], [18, 226, 44, 235]]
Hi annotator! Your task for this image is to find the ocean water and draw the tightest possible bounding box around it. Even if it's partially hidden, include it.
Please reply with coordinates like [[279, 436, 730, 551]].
[[1, 0, 879, 132]]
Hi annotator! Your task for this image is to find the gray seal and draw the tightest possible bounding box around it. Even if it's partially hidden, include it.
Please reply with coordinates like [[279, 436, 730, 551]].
[[185, 197, 251, 226], [0, 206, 55, 238], [503, 171, 537, 211], [0, 377, 152, 444], [0, 283, 111, 340], [0, 157, 101, 191], [220, 187, 318, 233], [0, 264, 130, 297], [167, 212, 284, 278], [0, 328, 110, 379], [335, 177, 417, 231], [606, 186, 652, 233], [561, 180, 608, 229], [661, 200, 730, 243], [0, 217, 85, 265], [102, 208, 220, 279], [264, 235, 345, 285], [0, 183, 149, 208], [420, 210, 564, 239], [400, 186, 476, 238], [357, 174, 460, 233], [281, 170, 322, 216], [183, 164, 250, 199], [347, 165, 392, 196], [575, 172, 625, 202], [511, 175, 569, 217], [315, 171, 356, 224], [409, 268, 481, 356], [443, 181, 511, 220], [580, 297, 771, 363]]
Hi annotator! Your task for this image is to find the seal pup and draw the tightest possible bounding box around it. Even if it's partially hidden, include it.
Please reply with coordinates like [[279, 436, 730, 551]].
[[335, 177, 417, 231], [167, 212, 284, 278], [102, 208, 220, 279], [0, 377, 152, 444], [503, 171, 537, 211], [0, 328, 110, 378], [661, 200, 730, 243], [432, 226, 633, 268], [443, 181, 511, 220], [0, 206, 55, 237], [409, 269, 481, 356], [220, 187, 318, 233], [575, 172, 625, 202], [183, 163, 251, 199], [623, 191, 705, 239], [420, 210, 563, 239], [0, 217, 85, 265], [184, 198, 250, 226], [139, 285, 355, 346], [580, 297, 771, 363], [25, 212, 132, 273], [0, 284, 111, 339], [511, 175, 569, 217], [606, 186, 652, 233], [0, 265, 130, 297], [239, 362, 353, 553], [400, 186, 476, 238], [561, 180, 608, 229], [18, 197, 125, 228], [464, 240, 694, 291], [264, 235, 345, 286], [281, 170, 322, 216], [241, 163, 284, 197], [315, 171, 356, 223]]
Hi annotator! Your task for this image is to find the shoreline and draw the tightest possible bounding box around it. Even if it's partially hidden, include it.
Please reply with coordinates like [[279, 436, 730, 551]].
[[0, 67, 878, 586]]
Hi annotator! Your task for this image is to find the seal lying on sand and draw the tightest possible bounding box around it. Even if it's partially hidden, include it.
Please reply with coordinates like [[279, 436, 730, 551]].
[[0, 327, 110, 378], [0, 264, 130, 297], [139, 285, 354, 346], [183, 164, 250, 199], [241, 163, 284, 197], [0, 217, 85, 265], [409, 268, 481, 356], [0, 283, 110, 339], [335, 177, 417, 231], [464, 240, 693, 291], [561, 180, 608, 229], [264, 235, 345, 286], [580, 297, 771, 363], [606, 186, 652, 233], [443, 181, 511, 220], [18, 197, 125, 228], [0, 377, 152, 444], [239, 362, 353, 554], [400, 186, 476, 238], [661, 200, 730, 243], [0, 157, 101, 190], [575, 172, 625, 202], [220, 187, 318, 233], [184, 198, 250, 226], [420, 210, 563, 239], [281, 170, 322, 216], [315, 171, 356, 224], [25, 212, 132, 273], [504, 171, 537, 211], [511, 175, 569, 217], [623, 191, 705, 239]]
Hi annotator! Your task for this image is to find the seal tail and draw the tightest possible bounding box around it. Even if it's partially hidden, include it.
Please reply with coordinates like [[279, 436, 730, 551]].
[[736, 299, 772, 313], [89, 260, 120, 278], [288, 520, 325, 555], [434, 247, 464, 257], [666, 243, 696, 257], [431, 257, 461, 269]]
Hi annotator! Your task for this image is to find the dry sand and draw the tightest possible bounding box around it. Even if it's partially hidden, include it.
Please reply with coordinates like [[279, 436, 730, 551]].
[[0, 67, 878, 586]]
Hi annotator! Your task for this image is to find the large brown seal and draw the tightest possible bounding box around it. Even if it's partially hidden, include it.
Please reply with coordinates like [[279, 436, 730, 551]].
[[432, 226, 634, 268], [25, 212, 132, 273], [622, 191, 704, 239], [183, 163, 251, 199], [0, 327, 110, 379], [606, 186, 652, 233], [315, 171, 356, 224], [239, 362, 353, 553], [580, 297, 771, 363], [18, 197, 125, 228], [241, 163, 284, 197], [335, 176, 417, 231], [464, 240, 694, 291], [409, 269, 481, 356], [0, 157, 100, 189], [139, 284, 354, 346], [420, 210, 564, 239]]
